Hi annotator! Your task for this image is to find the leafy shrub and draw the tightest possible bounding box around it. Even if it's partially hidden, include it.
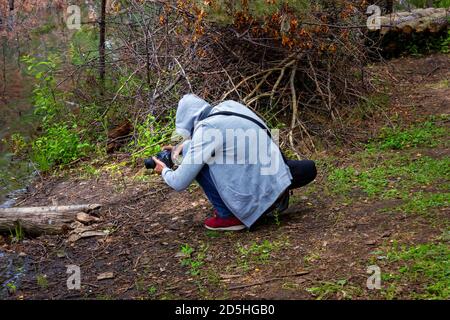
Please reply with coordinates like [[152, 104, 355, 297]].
[[129, 112, 175, 160], [69, 27, 99, 66], [8, 133, 28, 156], [21, 54, 65, 126], [432, 0, 450, 8], [440, 30, 450, 53], [31, 124, 91, 171], [22, 55, 95, 171]]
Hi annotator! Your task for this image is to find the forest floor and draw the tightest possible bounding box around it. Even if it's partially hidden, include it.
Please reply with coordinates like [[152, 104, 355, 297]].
[[1, 53, 449, 300]]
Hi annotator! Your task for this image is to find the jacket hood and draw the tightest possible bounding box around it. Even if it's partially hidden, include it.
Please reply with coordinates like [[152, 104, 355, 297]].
[[175, 94, 211, 138]]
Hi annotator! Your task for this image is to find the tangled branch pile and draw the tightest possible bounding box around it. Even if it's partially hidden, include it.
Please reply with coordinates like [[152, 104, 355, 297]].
[[73, 0, 376, 154]]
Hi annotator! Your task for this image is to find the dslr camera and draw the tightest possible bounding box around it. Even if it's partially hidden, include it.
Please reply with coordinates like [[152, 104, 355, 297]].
[[144, 149, 174, 170]]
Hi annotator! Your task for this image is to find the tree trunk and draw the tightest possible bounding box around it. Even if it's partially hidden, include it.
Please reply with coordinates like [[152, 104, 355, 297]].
[[1, 37, 6, 98], [7, 0, 14, 31], [99, 0, 107, 92]]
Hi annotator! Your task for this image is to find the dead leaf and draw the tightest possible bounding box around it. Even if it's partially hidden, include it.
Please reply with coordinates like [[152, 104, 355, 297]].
[[68, 230, 107, 243]]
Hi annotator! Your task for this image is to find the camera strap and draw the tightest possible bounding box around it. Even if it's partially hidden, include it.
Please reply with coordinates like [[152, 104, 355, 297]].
[[206, 111, 288, 163]]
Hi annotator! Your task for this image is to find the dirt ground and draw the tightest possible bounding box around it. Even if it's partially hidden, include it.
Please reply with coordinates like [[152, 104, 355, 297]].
[[1, 53, 449, 300]]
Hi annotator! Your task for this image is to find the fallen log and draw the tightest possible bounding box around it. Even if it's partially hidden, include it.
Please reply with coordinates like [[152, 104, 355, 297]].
[[379, 8, 450, 35], [0, 204, 101, 214], [0, 204, 102, 235]]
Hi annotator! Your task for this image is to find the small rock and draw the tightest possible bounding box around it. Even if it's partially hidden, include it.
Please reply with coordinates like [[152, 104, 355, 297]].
[[175, 251, 189, 258], [365, 240, 377, 246], [381, 231, 391, 238], [97, 272, 114, 280]]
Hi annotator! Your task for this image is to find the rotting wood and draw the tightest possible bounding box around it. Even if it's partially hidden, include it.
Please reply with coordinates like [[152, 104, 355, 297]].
[[0, 204, 102, 235]]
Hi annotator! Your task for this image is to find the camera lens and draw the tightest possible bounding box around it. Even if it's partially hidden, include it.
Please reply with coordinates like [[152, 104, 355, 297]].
[[144, 158, 156, 169]]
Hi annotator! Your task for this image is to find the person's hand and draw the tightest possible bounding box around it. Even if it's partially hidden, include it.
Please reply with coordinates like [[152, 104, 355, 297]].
[[152, 157, 167, 175]]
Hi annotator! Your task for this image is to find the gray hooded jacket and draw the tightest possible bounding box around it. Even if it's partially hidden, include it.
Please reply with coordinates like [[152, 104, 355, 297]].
[[162, 94, 292, 227]]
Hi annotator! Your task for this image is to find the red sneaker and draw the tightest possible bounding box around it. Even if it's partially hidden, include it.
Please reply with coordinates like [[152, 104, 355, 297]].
[[204, 211, 246, 231]]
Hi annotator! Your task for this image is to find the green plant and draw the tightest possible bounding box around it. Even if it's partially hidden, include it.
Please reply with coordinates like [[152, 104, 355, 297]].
[[21, 54, 65, 126], [307, 279, 360, 300], [273, 210, 281, 226], [369, 121, 446, 151], [304, 251, 322, 265], [179, 243, 208, 276], [393, 192, 449, 215], [21, 54, 93, 171], [6, 282, 17, 294], [147, 285, 157, 297], [329, 155, 449, 199], [31, 124, 91, 171], [9, 223, 24, 243], [69, 27, 99, 66], [205, 230, 221, 238], [77, 163, 101, 179], [31, 22, 56, 36], [36, 274, 49, 289], [440, 30, 450, 53], [384, 243, 450, 299], [352, 93, 390, 120], [236, 238, 288, 270], [181, 243, 193, 256], [10, 133, 28, 155], [202, 0, 311, 25], [406, 43, 422, 57], [129, 112, 175, 161], [326, 167, 357, 195], [325, 119, 449, 201], [436, 0, 450, 8]]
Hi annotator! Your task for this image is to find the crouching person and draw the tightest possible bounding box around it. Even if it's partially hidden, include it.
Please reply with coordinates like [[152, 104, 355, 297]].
[[152, 94, 317, 231]]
